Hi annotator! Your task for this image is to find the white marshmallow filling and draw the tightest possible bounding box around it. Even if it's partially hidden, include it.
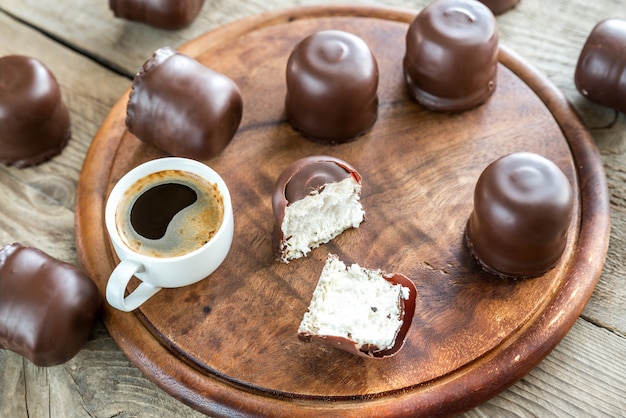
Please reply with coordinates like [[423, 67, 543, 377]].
[[279, 177, 364, 262], [298, 255, 410, 351]]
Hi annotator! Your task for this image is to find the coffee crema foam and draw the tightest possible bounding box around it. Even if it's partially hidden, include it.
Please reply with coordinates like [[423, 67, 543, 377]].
[[115, 169, 224, 258]]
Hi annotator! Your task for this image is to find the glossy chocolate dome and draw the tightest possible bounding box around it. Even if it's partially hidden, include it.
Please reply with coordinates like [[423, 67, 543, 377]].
[[285, 30, 379, 144], [0, 55, 70, 168], [575, 19, 626, 114], [465, 152, 574, 278], [404, 0, 499, 112]]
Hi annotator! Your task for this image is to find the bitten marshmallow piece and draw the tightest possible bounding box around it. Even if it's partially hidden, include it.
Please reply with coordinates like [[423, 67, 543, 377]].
[[298, 254, 417, 358]]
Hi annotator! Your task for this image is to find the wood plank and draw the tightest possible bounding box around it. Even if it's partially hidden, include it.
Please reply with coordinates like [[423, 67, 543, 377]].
[[470, 319, 626, 417], [0, 322, 206, 418], [0, 0, 624, 416], [584, 153, 626, 335], [3, 317, 623, 417]]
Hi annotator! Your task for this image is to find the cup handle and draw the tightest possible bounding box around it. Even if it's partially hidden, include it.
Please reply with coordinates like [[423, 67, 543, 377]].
[[105, 259, 160, 312]]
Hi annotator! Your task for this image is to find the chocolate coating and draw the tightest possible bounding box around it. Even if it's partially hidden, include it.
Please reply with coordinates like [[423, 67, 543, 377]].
[[465, 152, 574, 279], [284, 161, 351, 203], [0, 243, 101, 366], [272, 155, 362, 258], [476, 0, 520, 15], [285, 30, 379, 144], [404, 0, 499, 112], [109, 0, 205, 30], [126, 47, 243, 161], [575, 19, 626, 114], [0, 55, 71, 168]]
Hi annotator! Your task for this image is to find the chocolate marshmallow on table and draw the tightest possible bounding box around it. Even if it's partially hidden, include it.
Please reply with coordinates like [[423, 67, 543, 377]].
[[0, 244, 101, 367], [0, 55, 71, 168], [477, 0, 521, 15], [575, 18, 626, 114], [109, 0, 205, 30]]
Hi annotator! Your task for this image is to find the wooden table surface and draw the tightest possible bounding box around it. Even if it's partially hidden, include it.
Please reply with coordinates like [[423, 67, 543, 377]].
[[0, 0, 624, 417]]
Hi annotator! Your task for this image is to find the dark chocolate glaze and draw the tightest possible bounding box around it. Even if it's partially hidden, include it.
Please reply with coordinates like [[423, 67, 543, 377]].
[[284, 161, 351, 203], [0, 243, 101, 366], [285, 30, 379, 144], [298, 272, 418, 359], [575, 19, 626, 114], [404, 0, 499, 112], [477, 0, 520, 15], [126, 47, 243, 161], [0, 55, 70, 168], [272, 156, 362, 260], [465, 152, 574, 279], [109, 0, 205, 30]]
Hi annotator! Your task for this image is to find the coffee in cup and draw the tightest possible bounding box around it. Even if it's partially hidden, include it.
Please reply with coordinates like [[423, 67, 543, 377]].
[[115, 169, 224, 258], [104, 157, 234, 312]]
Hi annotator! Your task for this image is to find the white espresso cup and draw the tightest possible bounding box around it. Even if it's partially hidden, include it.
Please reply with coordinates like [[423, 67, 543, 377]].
[[104, 157, 234, 312]]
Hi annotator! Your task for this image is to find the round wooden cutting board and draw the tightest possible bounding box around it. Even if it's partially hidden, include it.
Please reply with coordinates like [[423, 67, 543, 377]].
[[75, 5, 610, 417]]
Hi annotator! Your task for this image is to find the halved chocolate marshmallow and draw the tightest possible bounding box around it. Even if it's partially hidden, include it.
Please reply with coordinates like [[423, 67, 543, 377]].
[[272, 156, 364, 263]]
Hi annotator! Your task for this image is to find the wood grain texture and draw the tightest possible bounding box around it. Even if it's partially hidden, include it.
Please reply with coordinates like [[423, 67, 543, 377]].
[[0, 0, 625, 416], [74, 6, 609, 417]]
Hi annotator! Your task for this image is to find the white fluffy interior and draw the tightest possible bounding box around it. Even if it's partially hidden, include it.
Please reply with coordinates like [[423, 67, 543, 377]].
[[298, 255, 410, 351], [280, 177, 364, 262]]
